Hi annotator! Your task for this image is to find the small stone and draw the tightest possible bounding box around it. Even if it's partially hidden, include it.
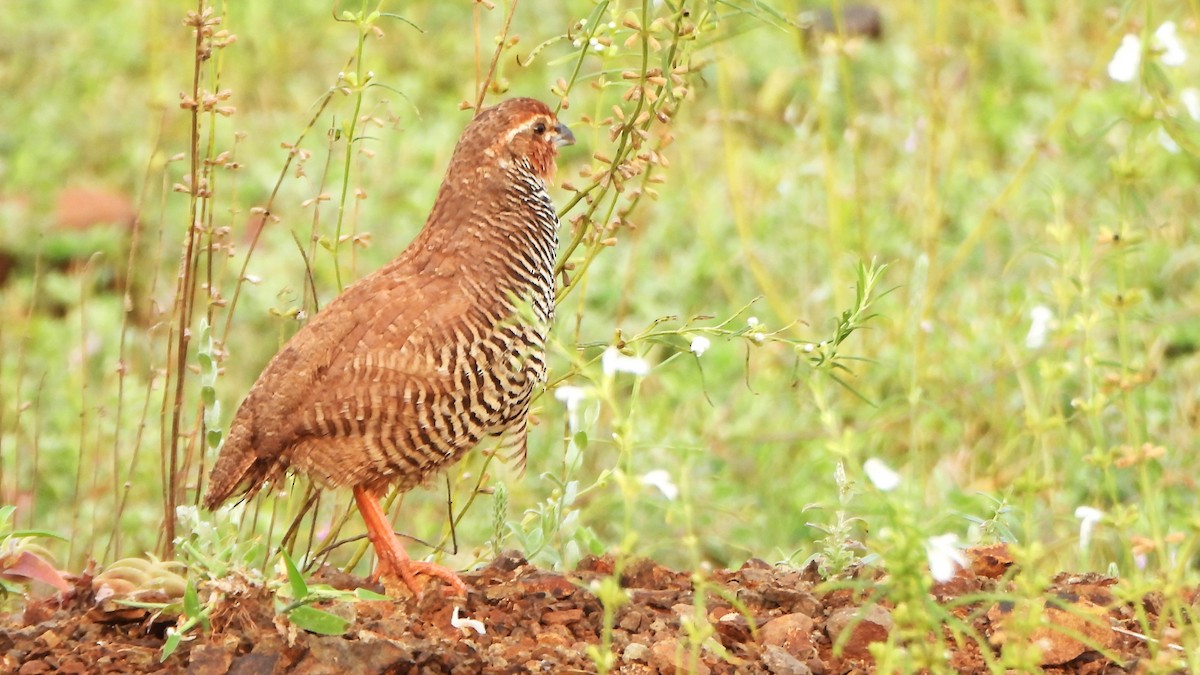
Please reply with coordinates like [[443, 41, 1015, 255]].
[[618, 610, 643, 632], [762, 644, 812, 675], [56, 661, 87, 675], [521, 572, 578, 598], [713, 611, 751, 643], [623, 642, 650, 662], [186, 644, 234, 675], [18, 661, 51, 675], [825, 605, 892, 660], [537, 632, 570, 648], [987, 597, 1112, 666], [541, 608, 584, 625], [761, 612, 815, 659], [486, 549, 529, 573], [649, 641, 711, 675], [967, 544, 1015, 579], [622, 557, 678, 589]]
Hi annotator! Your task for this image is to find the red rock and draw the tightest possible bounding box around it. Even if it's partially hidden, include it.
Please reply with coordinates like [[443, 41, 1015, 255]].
[[541, 608, 584, 625], [825, 605, 892, 660], [760, 612, 815, 659], [986, 597, 1112, 666], [649, 640, 711, 675], [762, 644, 812, 675], [17, 660, 50, 674], [967, 544, 1015, 579]]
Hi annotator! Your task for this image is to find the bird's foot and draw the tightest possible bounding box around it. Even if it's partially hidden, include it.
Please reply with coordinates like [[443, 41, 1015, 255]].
[[353, 486, 467, 598], [374, 558, 468, 597]]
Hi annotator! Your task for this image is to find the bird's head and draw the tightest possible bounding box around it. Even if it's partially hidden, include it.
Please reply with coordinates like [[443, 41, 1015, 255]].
[[457, 97, 575, 185]]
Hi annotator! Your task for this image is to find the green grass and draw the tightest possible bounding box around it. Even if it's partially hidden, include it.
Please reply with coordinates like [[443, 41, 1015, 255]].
[[3, 0, 1200, 669]]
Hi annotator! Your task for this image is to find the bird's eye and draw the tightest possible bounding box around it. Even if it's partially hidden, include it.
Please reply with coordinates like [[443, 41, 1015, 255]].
[[532, 121, 547, 135]]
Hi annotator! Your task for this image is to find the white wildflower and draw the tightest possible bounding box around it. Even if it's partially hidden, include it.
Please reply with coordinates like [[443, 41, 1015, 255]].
[[1108, 34, 1141, 82], [451, 606, 486, 635], [926, 534, 968, 583], [640, 469, 679, 500], [1025, 305, 1053, 350], [554, 385, 586, 411], [746, 316, 760, 327], [175, 505, 198, 524], [602, 347, 650, 376], [1182, 87, 1200, 120], [751, 332, 765, 344], [1155, 21, 1187, 67], [554, 385, 588, 434], [689, 335, 711, 357], [1074, 506, 1105, 550], [1159, 127, 1181, 154], [863, 457, 901, 492]]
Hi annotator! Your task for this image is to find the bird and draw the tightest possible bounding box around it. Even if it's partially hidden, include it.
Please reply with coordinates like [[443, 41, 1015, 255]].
[[203, 97, 575, 595]]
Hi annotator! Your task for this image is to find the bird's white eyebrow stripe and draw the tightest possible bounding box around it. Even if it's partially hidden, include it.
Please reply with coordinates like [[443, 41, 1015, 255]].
[[504, 118, 543, 143]]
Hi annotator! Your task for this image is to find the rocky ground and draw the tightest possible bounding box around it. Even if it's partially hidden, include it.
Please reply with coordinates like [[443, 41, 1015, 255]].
[[0, 545, 1190, 674]]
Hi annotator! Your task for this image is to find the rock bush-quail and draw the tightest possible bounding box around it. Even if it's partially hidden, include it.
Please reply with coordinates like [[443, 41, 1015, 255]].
[[204, 97, 575, 594]]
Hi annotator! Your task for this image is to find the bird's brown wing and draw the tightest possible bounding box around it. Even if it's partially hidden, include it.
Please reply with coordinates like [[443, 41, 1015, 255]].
[[205, 256, 475, 506]]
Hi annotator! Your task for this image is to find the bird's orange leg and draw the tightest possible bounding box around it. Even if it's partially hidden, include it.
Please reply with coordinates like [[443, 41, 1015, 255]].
[[352, 486, 467, 596]]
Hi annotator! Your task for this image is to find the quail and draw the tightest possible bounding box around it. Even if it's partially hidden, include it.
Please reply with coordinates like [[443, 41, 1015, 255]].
[[204, 97, 575, 594]]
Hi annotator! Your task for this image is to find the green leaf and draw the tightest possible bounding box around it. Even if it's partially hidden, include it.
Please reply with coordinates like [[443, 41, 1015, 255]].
[[182, 580, 201, 620], [8, 529, 67, 541], [161, 631, 182, 662], [287, 605, 351, 635], [0, 505, 16, 529], [281, 550, 309, 600], [354, 587, 391, 601]]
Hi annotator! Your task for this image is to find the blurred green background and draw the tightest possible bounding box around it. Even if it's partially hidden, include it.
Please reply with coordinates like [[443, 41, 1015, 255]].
[[1, 0, 1198, 588]]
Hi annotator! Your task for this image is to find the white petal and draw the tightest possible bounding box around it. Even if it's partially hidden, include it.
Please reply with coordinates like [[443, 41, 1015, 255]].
[[1158, 127, 1181, 154], [1181, 88, 1200, 120], [926, 534, 968, 583], [689, 335, 711, 357], [863, 458, 901, 491], [640, 469, 679, 500], [1108, 34, 1142, 82], [1074, 506, 1105, 549], [1155, 21, 1187, 66], [451, 606, 486, 635], [602, 347, 650, 376], [1025, 305, 1053, 349], [553, 385, 587, 410]]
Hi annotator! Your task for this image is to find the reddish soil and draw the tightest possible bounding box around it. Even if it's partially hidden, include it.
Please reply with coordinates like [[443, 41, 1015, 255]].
[[0, 546, 1189, 674]]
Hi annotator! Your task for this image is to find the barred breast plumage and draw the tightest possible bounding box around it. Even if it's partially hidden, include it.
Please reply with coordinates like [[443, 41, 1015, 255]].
[[203, 97, 574, 595]]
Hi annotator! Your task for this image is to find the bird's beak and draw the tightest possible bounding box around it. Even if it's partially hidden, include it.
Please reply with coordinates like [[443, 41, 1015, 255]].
[[554, 122, 576, 148]]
